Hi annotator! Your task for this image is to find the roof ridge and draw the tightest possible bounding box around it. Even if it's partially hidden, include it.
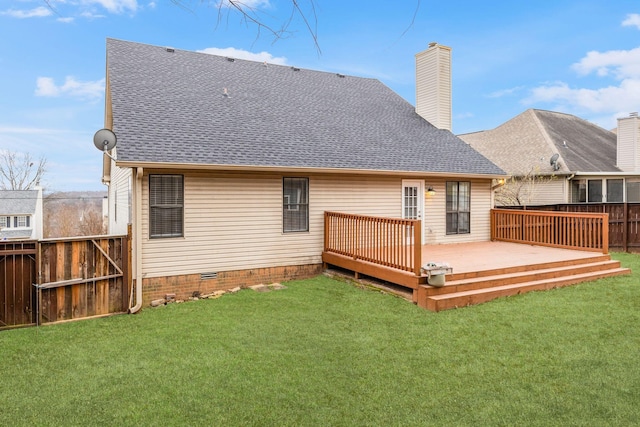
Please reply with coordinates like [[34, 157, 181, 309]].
[[530, 109, 569, 173]]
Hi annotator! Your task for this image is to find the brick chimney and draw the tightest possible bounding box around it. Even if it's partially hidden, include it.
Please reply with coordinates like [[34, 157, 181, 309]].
[[415, 42, 452, 131], [617, 112, 640, 172]]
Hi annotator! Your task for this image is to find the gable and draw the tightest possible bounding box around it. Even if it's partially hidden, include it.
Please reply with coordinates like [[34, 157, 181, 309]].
[[0, 190, 38, 215], [460, 109, 619, 176], [105, 39, 504, 178]]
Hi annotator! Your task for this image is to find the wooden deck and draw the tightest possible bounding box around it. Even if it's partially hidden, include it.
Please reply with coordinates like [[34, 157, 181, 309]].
[[322, 210, 630, 311], [323, 241, 630, 311], [420, 241, 604, 277]]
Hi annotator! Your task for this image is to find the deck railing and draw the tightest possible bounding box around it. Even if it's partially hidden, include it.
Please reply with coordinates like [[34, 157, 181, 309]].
[[324, 212, 422, 275], [491, 209, 609, 254]]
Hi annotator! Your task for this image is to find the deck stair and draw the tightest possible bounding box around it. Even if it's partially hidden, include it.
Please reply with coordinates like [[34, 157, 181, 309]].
[[417, 255, 631, 312]]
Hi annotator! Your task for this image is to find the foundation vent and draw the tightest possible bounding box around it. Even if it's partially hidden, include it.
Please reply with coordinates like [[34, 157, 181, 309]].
[[201, 272, 218, 280]]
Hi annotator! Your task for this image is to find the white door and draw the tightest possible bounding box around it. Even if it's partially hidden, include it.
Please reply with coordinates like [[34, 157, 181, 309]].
[[402, 180, 424, 243]]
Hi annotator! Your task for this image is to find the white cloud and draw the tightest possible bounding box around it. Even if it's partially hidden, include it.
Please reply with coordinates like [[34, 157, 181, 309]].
[[84, 0, 138, 14], [524, 79, 640, 114], [218, 0, 270, 9], [198, 47, 288, 65], [35, 77, 105, 100], [455, 112, 474, 120], [57, 16, 75, 23], [523, 39, 640, 129], [1, 6, 52, 18], [487, 86, 525, 98], [622, 13, 640, 29], [571, 46, 640, 78], [79, 11, 107, 19]]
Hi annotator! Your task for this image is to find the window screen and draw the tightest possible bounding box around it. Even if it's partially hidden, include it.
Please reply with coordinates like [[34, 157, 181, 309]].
[[283, 177, 309, 232], [627, 181, 640, 202], [446, 181, 470, 234], [587, 180, 602, 203], [149, 175, 184, 238], [606, 179, 623, 203], [571, 180, 587, 203]]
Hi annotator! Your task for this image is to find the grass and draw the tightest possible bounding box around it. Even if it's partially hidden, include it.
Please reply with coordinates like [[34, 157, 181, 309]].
[[1, 253, 639, 426]]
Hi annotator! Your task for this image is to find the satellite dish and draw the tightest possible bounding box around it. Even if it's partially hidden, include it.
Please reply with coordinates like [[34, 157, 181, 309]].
[[550, 153, 560, 171], [93, 128, 117, 152]]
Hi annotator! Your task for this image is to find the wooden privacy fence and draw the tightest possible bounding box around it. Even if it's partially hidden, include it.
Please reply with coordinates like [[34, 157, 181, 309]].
[[324, 211, 422, 275], [491, 209, 609, 253], [0, 233, 130, 330], [504, 203, 640, 252], [0, 241, 37, 329]]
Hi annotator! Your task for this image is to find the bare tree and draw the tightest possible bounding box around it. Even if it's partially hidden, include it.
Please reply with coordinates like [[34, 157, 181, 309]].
[[494, 167, 557, 207], [160, 0, 324, 52], [43, 1, 421, 54], [79, 207, 106, 236], [45, 203, 76, 238], [0, 150, 46, 190]]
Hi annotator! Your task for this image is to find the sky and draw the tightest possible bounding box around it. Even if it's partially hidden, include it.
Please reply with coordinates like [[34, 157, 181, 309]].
[[1, 0, 640, 192]]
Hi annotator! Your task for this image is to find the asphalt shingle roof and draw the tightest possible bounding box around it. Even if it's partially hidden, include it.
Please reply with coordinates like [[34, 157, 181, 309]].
[[106, 39, 504, 176], [0, 190, 38, 215], [459, 109, 619, 176]]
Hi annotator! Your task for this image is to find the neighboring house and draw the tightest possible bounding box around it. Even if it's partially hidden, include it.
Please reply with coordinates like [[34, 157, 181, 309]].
[[459, 109, 640, 206], [101, 39, 505, 308], [0, 187, 43, 240]]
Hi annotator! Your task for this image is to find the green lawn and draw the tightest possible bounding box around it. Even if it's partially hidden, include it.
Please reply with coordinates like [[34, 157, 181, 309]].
[[1, 253, 639, 426]]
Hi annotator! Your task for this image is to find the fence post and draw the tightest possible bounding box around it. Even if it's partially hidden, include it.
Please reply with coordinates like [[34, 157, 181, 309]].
[[324, 212, 329, 252], [623, 203, 628, 252], [414, 220, 422, 276], [602, 213, 609, 254], [490, 209, 495, 241]]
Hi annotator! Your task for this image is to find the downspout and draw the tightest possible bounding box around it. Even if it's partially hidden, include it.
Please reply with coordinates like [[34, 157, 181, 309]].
[[566, 174, 575, 203], [128, 166, 144, 314]]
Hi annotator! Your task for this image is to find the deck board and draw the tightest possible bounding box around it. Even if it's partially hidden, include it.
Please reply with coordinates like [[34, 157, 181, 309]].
[[421, 241, 603, 276]]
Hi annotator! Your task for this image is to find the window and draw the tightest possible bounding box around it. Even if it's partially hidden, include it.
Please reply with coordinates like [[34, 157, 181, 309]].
[[588, 180, 602, 203], [446, 181, 470, 235], [149, 175, 184, 238], [607, 179, 624, 203], [573, 178, 627, 203], [571, 180, 587, 203], [283, 177, 308, 232], [16, 216, 28, 228], [627, 180, 640, 202], [2, 216, 9, 228]]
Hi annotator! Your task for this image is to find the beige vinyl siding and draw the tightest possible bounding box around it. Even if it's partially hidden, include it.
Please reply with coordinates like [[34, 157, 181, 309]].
[[616, 115, 640, 172], [139, 171, 493, 278], [140, 172, 401, 278], [527, 179, 568, 205], [415, 44, 452, 130], [422, 178, 492, 244], [108, 164, 132, 235]]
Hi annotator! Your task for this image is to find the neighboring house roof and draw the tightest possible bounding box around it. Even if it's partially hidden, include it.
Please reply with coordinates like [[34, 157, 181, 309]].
[[1, 229, 32, 240], [106, 38, 504, 177], [0, 190, 39, 240], [0, 190, 38, 215], [459, 109, 619, 176]]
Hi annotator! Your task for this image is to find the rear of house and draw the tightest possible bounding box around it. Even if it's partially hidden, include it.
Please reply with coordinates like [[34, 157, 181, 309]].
[[101, 39, 505, 307]]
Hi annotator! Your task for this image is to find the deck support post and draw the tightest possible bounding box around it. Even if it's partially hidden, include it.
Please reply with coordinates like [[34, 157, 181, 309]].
[[415, 286, 428, 309]]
